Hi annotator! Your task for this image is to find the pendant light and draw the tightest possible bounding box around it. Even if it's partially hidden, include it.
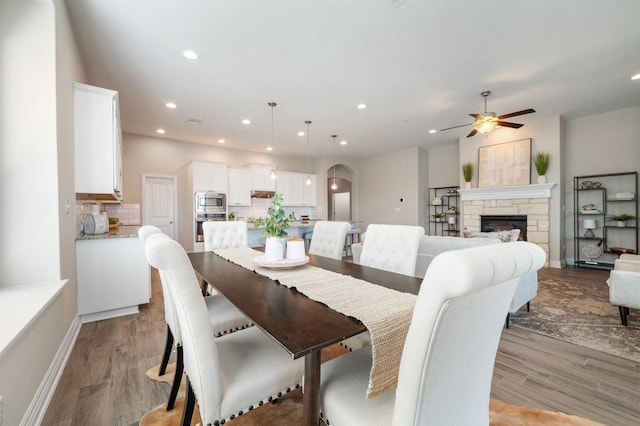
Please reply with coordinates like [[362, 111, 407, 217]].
[[305, 120, 312, 185], [330, 134, 338, 191], [268, 102, 277, 180]]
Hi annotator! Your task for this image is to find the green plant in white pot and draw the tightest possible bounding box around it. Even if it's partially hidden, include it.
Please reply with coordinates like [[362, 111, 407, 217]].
[[611, 213, 634, 228], [534, 152, 550, 184], [462, 162, 474, 188], [252, 193, 296, 261]]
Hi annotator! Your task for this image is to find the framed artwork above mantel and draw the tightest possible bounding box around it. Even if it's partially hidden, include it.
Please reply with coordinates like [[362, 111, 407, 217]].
[[478, 138, 531, 188]]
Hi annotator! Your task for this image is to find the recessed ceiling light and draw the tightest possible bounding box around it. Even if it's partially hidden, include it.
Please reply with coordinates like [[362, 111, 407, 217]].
[[166, 102, 177, 109], [266, 146, 273, 151], [218, 139, 226, 144], [298, 131, 305, 136], [242, 119, 251, 125], [156, 129, 166, 134], [357, 103, 367, 110], [183, 50, 198, 60], [428, 129, 437, 134], [340, 140, 347, 145], [632, 73, 640, 80]]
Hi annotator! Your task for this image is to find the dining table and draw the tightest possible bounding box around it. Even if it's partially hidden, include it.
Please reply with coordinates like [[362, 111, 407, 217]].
[[187, 250, 422, 426]]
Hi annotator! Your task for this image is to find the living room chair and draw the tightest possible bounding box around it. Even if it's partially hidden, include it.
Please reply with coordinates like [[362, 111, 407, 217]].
[[319, 242, 546, 426], [145, 236, 305, 426], [607, 253, 640, 326], [308, 220, 351, 260], [342, 224, 424, 351], [138, 226, 252, 410]]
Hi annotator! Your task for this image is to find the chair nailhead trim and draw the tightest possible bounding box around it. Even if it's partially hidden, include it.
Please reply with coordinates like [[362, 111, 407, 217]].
[[212, 384, 301, 425]]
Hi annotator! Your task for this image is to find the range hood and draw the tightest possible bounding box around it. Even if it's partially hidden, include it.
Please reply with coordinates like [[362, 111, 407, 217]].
[[251, 190, 276, 199]]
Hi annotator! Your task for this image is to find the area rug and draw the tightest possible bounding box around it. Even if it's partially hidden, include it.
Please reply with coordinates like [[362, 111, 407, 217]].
[[140, 345, 603, 426], [509, 274, 640, 362]]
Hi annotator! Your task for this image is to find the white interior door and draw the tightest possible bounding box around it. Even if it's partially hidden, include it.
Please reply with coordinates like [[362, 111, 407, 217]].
[[143, 175, 177, 238]]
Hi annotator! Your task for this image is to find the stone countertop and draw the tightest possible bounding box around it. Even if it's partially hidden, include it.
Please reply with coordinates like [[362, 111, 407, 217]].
[[76, 225, 141, 240], [247, 221, 317, 231]]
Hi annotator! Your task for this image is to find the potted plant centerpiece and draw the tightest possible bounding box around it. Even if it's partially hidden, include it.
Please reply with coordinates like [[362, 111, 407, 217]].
[[462, 162, 474, 188], [433, 212, 445, 222], [611, 213, 635, 228], [252, 193, 297, 261], [534, 152, 550, 184]]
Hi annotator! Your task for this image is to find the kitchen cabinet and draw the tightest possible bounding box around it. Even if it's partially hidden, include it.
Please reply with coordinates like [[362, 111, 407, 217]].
[[76, 234, 150, 322], [573, 172, 638, 270], [248, 163, 276, 191], [278, 171, 317, 206], [228, 167, 251, 206], [190, 161, 228, 193], [74, 82, 123, 201]]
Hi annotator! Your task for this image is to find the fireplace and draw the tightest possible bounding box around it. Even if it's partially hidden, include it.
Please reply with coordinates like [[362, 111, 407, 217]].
[[481, 215, 527, 241]]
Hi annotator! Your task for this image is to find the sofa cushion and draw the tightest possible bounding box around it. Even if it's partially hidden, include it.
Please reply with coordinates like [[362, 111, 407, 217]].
[[463, 229, 520, 243]]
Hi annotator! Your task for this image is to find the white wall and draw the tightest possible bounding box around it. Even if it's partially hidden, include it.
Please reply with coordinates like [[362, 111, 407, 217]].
[[459, 115, 564, 267], [0, 1, 85, 424], [564, 106, 640, 261], [428, 143, 460, 188], [357, 147, 424, 231]]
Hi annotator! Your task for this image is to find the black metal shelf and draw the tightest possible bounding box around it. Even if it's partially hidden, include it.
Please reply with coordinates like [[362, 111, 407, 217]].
[[573, 172, 638, 270], [428, 186, 459, 236]]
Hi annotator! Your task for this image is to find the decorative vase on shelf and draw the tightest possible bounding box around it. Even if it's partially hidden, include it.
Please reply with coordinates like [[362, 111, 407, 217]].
[[464, 181, 472, 189], [616, 221, 626, 228], [537, 175, 547, 184]]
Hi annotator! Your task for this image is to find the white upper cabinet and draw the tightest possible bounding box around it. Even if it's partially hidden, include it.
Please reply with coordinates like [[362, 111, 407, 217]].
[[191, 161, 228, 193], [228, 167, 251, 206], [302, 173, 318, 206], [74, 83, 123, 201], [278, 171, 317, 206], [248, 163, 276, 191]]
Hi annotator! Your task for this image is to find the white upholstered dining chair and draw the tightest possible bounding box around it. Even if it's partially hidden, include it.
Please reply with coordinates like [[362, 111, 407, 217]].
[[359, 224, 425, 276], [203, 220, 248, 251], [319, 242, 546, 426], [342, 224, 424, 351], [138, 226, 252, 410], [309, 220, 351, 260], [145, 235, 305, 426]]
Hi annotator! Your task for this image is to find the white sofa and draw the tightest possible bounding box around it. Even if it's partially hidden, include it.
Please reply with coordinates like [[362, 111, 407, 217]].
[[352, 234, 539, 326]]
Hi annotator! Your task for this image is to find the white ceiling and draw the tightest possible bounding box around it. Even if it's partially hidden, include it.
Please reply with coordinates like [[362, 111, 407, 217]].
[[65, 0, 640, 160]]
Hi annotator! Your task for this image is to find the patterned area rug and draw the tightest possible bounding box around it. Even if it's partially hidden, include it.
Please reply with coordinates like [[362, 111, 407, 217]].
[[510, 274, 640, 362]]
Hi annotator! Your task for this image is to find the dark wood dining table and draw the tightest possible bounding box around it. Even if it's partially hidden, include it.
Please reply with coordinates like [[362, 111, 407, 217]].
[[188, 250, 422, 426]]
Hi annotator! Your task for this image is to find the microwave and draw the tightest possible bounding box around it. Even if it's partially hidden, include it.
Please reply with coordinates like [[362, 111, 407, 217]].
[[195, 192, 226, 213]]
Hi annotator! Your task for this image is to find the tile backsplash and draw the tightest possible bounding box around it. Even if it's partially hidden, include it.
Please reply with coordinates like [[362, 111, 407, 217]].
[[75, 203, 141, 225]]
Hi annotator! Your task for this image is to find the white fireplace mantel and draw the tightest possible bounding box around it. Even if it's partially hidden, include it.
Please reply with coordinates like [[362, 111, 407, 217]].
[[458, 183, 556, 201]]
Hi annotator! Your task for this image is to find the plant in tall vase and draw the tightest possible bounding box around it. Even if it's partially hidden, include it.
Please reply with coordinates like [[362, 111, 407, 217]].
[[534, 152, 550, 184], [462, 162, 474, 189], [252, 193, 296, 261]]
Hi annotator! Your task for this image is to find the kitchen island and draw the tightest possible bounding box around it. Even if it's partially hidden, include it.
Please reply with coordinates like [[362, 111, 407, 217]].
[[246, 220, 317, 248], [76, 225, 150, 322]]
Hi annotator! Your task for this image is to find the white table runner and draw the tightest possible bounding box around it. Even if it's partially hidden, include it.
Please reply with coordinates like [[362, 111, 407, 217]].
[[213, 247, 416, 398]]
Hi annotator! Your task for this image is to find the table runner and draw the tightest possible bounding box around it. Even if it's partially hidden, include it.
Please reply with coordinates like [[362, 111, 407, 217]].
[[213, 247, 416, 398]]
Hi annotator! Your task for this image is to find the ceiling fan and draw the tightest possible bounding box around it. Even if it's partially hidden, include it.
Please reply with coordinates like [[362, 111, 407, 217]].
[[440, 91, 535, 138]]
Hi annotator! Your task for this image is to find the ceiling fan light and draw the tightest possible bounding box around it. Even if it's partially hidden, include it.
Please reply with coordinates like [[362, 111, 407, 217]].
[[474, 116, 499, 134]]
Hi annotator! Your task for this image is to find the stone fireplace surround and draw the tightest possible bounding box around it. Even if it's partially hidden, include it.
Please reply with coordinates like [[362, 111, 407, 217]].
[[459, 183, 555, 266]]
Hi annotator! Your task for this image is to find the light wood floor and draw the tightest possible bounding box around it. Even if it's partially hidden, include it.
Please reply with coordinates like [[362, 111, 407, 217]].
[[42, 267, 640, 426]]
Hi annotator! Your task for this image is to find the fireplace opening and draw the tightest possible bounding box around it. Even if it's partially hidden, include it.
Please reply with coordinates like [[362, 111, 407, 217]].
[[481, 215, 527, 241]]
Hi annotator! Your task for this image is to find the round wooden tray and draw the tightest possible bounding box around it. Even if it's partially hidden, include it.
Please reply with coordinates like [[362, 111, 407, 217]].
[[252, 255, 309, 269]]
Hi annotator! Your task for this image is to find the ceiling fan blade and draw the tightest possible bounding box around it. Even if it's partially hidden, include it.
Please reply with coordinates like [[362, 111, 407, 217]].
[[467, 128, 478, 138], [469, 113, 482, 119], [496, 121, 524, 129], [498, 108, 535, 120], [440, 123, 473, 131]]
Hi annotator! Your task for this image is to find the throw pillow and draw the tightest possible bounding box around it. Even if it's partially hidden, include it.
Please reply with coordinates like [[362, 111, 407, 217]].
[[463, 229, 520, 243]]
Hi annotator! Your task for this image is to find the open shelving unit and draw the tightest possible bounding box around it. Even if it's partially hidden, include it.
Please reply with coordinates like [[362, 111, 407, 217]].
[[573, 171, 638, 270], [428, 186, 460, 236]]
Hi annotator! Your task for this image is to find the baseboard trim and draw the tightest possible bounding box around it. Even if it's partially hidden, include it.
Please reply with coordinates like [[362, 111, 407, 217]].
[[21, 315, 81, 426]]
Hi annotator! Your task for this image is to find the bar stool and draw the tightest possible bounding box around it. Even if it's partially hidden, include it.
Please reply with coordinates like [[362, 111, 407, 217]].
[[344, 228, 361, 257], [304, 231, 313, 252]]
